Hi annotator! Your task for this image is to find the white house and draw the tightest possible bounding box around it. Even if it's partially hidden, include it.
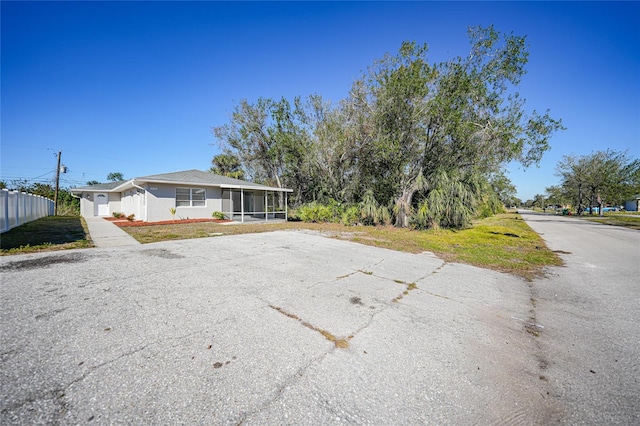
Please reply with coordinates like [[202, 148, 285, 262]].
[[71, 170, 293, 222]]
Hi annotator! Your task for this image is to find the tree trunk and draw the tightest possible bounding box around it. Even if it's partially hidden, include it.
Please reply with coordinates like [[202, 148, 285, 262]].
[[577, 183, 583, 215], [394, 188, 415, 228], [598, 192, 604, 217], [272, 167, 284, 208]]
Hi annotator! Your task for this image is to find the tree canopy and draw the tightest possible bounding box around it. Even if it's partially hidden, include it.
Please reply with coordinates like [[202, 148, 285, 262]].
[[212, 26, 564, 228], [107, 172, 124, 182], [210, 154, 245, 180], [554, 149, 639, 215]]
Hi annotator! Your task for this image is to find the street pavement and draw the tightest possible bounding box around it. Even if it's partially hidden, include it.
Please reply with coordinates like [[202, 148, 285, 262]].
[[2, 230, 551, 425], [520, 210, 640, 425]]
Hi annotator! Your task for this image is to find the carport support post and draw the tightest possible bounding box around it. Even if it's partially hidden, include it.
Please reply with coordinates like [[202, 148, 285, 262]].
[[265, 191, 268, 221], [241, 189, 244, 223], [285, 192, 288, 220]]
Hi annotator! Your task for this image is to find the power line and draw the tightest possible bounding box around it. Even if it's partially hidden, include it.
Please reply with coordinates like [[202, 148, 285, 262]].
[[0, 170, 56, 182]]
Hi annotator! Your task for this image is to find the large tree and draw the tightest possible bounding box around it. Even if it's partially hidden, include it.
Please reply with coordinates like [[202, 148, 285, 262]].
[[209, 154, 245, 180], [556, 150, 639, 215], [107, 172, 124, 182], [344, 26, 563, 227], [212, 26, 564, 229]]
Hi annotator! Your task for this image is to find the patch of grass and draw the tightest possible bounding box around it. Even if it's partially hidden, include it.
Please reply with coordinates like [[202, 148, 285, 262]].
[[118, 213, 561, 279], [343, 214, 562, 280], [579, 215, 640, 230], [1, 216, 93, 255]]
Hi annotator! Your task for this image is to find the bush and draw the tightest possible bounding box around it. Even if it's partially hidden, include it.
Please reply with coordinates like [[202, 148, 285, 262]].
[[341, 205, 360, 226], [112, 212, 125, 218], [298, 202, 335, 223], [212, 211, 226, 220], [476, 193, 505, 219], [126, 214, 135, 221], [287, 207, 302, 221]]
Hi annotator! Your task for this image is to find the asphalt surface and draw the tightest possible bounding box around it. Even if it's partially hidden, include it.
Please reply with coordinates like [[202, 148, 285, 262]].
[[520, 210, 640, 424], [2, 230, 550, 425], [1, 215, 638, 424]]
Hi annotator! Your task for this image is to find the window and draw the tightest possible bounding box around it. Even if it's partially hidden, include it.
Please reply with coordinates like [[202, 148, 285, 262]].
[[176, 188, 206, 207]]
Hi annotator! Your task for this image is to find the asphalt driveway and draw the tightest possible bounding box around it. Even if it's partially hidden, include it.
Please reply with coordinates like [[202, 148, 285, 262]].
[[1, 230, 554, 424]]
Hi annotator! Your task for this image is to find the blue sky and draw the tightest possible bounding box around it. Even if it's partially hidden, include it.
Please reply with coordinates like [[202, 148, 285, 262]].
[[2, 1, 638, 201]]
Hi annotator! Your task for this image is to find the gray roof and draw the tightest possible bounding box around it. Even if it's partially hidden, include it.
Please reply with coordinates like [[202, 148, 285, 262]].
[[72, 170, 292, 192], [71, 181, 125, 191]]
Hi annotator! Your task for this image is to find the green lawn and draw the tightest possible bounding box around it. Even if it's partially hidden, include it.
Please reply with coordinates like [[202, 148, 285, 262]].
[[578, 214, 640, 230], [0, 216, 93, 254]]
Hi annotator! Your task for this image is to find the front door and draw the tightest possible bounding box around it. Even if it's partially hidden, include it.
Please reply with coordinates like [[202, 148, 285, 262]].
[[95, 193, 109, 216]]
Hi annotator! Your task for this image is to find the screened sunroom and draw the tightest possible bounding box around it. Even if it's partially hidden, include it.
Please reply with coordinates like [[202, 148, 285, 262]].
[[221, 188, 289, 222]]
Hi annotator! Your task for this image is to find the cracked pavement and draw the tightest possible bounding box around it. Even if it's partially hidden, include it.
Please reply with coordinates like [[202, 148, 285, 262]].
[[2, 230, 557, 424]]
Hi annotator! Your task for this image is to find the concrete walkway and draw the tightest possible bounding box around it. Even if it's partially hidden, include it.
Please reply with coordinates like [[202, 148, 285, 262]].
[[84, 217, 140, 247]]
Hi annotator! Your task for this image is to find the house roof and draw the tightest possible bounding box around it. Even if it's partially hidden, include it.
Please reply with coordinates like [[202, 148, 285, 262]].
[[74, 181, 126, 191], [71, 170, 293, 193]]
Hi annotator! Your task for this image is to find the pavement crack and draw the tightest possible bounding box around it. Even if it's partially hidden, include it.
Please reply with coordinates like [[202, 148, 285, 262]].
[[269, 305, 350, 348], [236, 351, 330, 425], [391, 281, 419, 303]]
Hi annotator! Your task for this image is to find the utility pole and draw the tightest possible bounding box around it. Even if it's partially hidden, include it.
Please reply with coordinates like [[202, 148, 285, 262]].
[[54, 151, 61, 216]]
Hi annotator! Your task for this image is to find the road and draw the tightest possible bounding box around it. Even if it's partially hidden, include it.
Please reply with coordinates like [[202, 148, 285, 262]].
[[521, 210, 640, 424]]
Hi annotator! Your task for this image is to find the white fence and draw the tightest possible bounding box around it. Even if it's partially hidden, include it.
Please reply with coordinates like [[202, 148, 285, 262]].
[[1, 189, 54, 233]]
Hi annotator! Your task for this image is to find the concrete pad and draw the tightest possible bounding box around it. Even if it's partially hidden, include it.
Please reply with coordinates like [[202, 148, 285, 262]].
[[0, 231, 555, 424], [83, 217, 140, 247]]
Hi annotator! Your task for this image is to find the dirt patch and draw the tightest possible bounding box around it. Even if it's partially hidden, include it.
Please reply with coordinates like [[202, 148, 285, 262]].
[[270, 305, 350, 349], [139, 249, 185, 259], [553, 250, 572, 255], [350, 296, 365, 306], [0, 252, 89, 271]]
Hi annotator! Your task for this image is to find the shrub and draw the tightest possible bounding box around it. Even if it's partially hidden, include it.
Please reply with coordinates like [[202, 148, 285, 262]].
[[287, 207, 302, 221], [476, 193, 505, 219], [212, 211, 226, 220], [341, 205, 361, 226], [298, 202, 335, 223], [359, 190, 391, 226], [112, 212, 125, 218], [126, 214, 135, 221]]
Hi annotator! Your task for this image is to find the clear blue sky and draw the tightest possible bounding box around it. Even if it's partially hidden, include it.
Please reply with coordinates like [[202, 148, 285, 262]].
[[2, 1, 638, 201]]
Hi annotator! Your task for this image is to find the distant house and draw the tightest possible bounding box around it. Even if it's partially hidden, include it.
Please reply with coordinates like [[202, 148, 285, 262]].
[[71, 170, 293, 222], [624, 195, 640, 212]]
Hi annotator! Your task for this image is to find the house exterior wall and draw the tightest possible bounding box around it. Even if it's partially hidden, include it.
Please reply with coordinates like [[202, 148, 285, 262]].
[[144, 184, 223, 222], [120, 189, 143, 219], [75, 183, 287, 222], [108, 193, 121, 215], [78, 192, 121, 217], [79, 194, 94, 218]]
